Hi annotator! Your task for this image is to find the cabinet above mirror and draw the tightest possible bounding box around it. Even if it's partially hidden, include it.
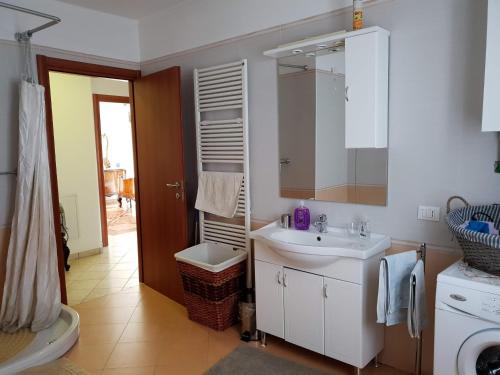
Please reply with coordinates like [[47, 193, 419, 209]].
[[265, 27, 390, 206]]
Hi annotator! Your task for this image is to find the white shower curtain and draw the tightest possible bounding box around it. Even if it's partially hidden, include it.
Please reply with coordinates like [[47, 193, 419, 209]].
[[0, 80, 61, 333]]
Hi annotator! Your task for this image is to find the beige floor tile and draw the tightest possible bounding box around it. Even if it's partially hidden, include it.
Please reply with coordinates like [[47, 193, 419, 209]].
[[88, 264, 118, 272], [105, 342, 160, 368], [78, 323, 126, 345], [84, 288, 124, 301], [95, 278, 130, 289], [107, 270, 135, 279], [113, 263, 138, 271], [102, 367, 155, 375], [68, 271, 111, 281], [119, 322, 167, 343], [77, 306, 135, 325], [67, 279, 102, 290], [64, 342, 116, 371], [124, 278, 139, 289]]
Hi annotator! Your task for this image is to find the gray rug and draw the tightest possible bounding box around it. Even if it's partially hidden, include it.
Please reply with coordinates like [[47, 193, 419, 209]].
[[204, 346, 330, 375]]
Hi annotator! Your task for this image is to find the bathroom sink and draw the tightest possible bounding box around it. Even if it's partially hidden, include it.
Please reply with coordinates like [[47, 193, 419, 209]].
[[250, 221, 390, 267]]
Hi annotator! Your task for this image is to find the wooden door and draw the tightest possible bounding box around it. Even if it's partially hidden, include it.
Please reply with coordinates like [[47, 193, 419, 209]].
[[255, 260, 284, 339], [283, 268, 325, 354], [132, 66, 187, 304]]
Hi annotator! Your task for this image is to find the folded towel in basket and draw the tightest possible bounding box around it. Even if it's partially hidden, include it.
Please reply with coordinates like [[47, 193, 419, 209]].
[[377, 251, 417, 326], [407, 259, 427, 339], [195, 171, 244, 218]]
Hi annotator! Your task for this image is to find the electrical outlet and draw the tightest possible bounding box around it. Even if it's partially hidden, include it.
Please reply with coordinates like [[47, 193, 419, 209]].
[[418, 206, 440, 222]]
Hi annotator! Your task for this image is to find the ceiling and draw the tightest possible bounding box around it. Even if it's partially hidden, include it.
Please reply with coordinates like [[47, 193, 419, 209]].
[[57, 0, 187, 20]]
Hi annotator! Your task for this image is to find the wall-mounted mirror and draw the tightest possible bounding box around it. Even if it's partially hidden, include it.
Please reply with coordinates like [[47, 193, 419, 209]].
[[277, 43, 388, 206]]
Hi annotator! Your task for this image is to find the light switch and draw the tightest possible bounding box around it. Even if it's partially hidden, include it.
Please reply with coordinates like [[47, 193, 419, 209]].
[[418, 206, 440, 222]]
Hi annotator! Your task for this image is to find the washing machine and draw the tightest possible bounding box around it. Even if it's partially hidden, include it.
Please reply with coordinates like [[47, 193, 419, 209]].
[[434, 261, 500, 375]]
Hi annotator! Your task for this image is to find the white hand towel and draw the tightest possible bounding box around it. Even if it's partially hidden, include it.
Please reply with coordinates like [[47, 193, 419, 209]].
[[195, 171, 244, 218], [377, 251, 417, 326], [407, 259, 427, 338]]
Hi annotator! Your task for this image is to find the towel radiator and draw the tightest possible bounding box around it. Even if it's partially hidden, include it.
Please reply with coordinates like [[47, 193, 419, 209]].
[[194, 60, 251, 286]]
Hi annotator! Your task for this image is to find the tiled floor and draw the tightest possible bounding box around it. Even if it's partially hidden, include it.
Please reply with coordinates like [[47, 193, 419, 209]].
[[65, 232, 139, 306], [66, 284, 409, 375]]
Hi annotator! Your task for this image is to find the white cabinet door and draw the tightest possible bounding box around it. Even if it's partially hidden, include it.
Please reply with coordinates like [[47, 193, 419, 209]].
[[324, 277, 363, 367], [283, 268, 325, 354], [255, 260, 284, 338], [345, 30, 389, 148], [482, 0, 500, 131]]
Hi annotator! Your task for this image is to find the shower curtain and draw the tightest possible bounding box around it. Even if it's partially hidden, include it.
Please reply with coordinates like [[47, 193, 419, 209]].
[[0, 43, 61, 332]]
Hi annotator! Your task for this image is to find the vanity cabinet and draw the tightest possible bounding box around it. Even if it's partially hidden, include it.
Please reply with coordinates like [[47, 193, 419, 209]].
[[345, 30, 389, 148], [254, 241, 384, 370]]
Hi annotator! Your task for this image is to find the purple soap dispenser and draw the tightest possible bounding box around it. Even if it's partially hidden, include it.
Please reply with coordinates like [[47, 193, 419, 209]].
[[294, 200, 310, 230]]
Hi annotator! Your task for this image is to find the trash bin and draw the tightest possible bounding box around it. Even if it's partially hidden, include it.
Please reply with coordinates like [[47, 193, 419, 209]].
[[239, 301, 258, 341], [175, 243, 247, 331]]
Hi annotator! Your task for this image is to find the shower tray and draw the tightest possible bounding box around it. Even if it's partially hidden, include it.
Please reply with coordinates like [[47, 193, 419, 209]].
[[0, 305, 80, 374]]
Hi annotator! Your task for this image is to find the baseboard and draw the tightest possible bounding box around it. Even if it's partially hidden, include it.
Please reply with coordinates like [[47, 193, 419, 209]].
[[68, 247, 103, 260]]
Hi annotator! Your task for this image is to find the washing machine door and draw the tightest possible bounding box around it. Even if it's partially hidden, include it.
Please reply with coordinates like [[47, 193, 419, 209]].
[[458, 329, 500, 375]]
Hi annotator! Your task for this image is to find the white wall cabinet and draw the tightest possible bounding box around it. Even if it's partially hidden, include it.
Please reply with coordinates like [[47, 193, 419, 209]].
[[345, 30, 389, 148], [254, 241, 384, 370], [482, 0, 500, 131]]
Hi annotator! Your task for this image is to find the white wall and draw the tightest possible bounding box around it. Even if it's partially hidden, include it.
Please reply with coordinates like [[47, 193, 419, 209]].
[[139, 0, 351, 61], [142, 0, 500, 248], [50, 72, 102, 253], [91, 78, 129, 97], [0, 0, 140, 62]]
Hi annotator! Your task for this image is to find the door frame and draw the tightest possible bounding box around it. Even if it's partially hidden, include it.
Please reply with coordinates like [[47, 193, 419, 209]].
[[92, 94, 131, 248], [36, 55, 141, 304]]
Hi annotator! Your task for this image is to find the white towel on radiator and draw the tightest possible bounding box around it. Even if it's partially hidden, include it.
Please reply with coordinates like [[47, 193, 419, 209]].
[[195, 171, 243, 218], [377, 251, 417, 326], [407, 259, 427, 338]]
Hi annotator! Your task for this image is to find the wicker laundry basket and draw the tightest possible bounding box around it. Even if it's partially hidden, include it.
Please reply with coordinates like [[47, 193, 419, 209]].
[[446, 196, 500, 276], [176, 256, 246, 331]]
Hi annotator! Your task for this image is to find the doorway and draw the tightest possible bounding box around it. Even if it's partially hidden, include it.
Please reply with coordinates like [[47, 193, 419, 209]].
[[49, 73, 139, 305], [37, 56, 189, 306]]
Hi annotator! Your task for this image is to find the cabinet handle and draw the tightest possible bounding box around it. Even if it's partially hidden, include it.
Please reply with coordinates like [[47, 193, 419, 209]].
[[276, 271, 281, 285], [323, 284, 328, 298], [283, 272, 287, 287], [345, 86, 349, 102]]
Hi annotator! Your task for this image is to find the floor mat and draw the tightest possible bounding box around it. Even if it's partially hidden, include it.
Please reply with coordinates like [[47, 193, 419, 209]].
[[204, 346, 330, 375], [106, 202, 136, 235]]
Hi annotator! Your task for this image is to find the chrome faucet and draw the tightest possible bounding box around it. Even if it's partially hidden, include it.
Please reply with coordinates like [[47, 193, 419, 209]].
[[314, 214, 328, 233]]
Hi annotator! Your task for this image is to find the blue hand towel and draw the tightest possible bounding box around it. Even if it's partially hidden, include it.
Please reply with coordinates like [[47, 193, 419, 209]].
[[377, 251, 417, 326]]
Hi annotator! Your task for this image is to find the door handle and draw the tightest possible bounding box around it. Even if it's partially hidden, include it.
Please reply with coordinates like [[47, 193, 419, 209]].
[[283, 272, 287, 287], [323, 284, 328, 298], [345, 86, 349, 102], [166, 182, 181, 189], [276, 271, 282, 285]]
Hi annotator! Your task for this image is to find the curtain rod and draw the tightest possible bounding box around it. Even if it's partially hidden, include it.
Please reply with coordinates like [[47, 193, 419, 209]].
[[0, 170, 17, 176], [0, 1, 61, 40]]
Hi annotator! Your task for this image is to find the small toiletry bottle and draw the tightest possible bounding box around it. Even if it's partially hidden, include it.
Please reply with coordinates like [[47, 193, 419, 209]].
[[294, 201, 310, 230], [359, 218, 371, 239], [353, 0, 364, 30]]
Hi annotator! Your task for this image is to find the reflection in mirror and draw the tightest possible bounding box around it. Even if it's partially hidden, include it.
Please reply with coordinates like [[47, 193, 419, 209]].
[[278, 47, 388, 206]]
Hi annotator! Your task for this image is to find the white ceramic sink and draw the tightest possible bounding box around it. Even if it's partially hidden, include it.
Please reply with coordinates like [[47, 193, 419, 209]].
[[250, 221, 390, 267]]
